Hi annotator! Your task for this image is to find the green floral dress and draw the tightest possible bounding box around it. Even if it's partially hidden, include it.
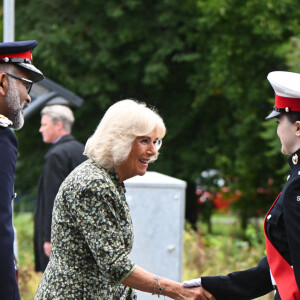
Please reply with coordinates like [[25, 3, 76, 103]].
[[35, 159, 137, 299]]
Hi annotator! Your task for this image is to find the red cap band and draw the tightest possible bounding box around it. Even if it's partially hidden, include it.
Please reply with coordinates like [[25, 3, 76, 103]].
[[0, 50, 32, 61], [275, 94, 300, 111]]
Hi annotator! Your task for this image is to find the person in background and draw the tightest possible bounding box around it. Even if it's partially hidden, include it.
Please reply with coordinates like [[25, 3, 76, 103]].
[[34, 105, 86, 272], [0, 40, 44, 300], [35, 99, 214, 300], [183, 71, 300, 300]]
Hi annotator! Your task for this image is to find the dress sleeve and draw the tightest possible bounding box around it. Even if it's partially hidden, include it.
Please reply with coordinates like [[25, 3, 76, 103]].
[[73, 180, 136, 284], [282, 176, 300, 291]]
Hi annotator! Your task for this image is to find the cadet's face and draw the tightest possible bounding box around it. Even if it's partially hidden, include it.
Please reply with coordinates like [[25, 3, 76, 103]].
[[115, 127, 161, 182], [4, 70, 32, 130], [39, 114, 60, 144], [277, 115, 299, 155]]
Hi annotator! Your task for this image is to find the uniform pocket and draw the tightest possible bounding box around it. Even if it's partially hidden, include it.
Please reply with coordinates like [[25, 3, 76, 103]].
[[266, 205, 283, 226], [266, 205, 285, 243]]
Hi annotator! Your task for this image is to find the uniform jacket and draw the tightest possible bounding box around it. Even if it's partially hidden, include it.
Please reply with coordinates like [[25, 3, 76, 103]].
[[0, 127, 20, 300], [34, 134, 86, 272], [35, 159, 136, 299], [201, 149, 300, 300]]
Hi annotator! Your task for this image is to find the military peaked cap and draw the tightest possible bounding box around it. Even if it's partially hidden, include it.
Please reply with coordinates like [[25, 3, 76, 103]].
[[0, 40, 44, 83], [266, 71, 300, 119]]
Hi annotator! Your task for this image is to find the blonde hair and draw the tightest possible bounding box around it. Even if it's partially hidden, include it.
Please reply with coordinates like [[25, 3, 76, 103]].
[[85, 99, 166, 170]]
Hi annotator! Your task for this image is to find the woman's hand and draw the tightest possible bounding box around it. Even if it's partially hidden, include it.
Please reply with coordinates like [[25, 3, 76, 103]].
[[122, 266, 216, 299]]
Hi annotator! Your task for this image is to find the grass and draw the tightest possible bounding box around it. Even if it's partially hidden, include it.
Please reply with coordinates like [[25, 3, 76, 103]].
[[14, 213, 42, 300], [14, 212, 274, 299], [183, 215, 274, 300]]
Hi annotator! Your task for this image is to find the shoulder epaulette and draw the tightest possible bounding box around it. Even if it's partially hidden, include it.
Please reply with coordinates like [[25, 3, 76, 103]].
[[0, 114, 13, 127]]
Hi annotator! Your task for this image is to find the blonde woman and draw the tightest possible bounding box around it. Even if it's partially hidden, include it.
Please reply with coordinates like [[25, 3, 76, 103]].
[[35, 99, 213, 300]]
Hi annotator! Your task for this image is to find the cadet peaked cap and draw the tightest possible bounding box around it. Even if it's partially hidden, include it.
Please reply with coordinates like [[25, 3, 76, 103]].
[[0, 40, 44, 83], [266, 71, 300, 119]]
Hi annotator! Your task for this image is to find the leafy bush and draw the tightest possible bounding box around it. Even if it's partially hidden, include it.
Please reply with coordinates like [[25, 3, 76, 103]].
[[14, 213, 42, 300], [183, 218, 274, 300]]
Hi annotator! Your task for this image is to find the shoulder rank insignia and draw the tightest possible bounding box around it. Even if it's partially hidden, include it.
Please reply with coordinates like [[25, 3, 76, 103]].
[[0, 114, 13, 127], [292, 154, 299, 165]]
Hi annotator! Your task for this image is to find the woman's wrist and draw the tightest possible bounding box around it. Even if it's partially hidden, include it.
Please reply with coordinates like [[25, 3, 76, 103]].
[[152, 276, 164, 297], [158, 278, 184, 299]]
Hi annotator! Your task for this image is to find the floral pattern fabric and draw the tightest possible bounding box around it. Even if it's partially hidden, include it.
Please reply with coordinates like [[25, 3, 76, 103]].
[[35, 159, 137, 299]]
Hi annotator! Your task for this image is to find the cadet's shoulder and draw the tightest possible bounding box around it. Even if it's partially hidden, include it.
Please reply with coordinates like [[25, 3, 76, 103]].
[[286, 169, 300, 185]]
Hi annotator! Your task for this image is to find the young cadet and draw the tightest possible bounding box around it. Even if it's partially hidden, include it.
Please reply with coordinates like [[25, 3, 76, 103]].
[[184, 71, 300, 300]]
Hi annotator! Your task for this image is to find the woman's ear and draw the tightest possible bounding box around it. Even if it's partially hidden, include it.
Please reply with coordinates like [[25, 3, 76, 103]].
[[0, 73, 7, 96]]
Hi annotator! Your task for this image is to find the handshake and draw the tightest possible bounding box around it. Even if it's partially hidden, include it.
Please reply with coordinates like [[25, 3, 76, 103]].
[[183, 278, 202, 288], [182, 278, 216, 300]]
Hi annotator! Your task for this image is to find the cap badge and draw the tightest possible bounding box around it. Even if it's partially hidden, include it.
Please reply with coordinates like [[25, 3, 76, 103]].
[[285, 107, 290, 112], [3, 57, 9, 63], [0, 114, 12, 127], [292, 154, 299, 165]]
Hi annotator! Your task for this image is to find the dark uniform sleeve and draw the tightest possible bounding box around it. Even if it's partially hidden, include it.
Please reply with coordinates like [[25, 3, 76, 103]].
[[282, 177, 300, 291], [0, 128, 20, 299], [201, 257, 274, 300]]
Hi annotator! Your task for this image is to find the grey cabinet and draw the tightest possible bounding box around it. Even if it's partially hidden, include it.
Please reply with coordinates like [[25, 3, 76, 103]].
[[125, 172, 186, 299]]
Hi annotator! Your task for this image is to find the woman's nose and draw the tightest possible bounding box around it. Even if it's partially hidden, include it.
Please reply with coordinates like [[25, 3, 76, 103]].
[[148, 143, 158, 155]]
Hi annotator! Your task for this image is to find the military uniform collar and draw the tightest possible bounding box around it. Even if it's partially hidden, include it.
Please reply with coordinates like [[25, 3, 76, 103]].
[[0, 114, 12, 127], [288, 148, 300, 168]]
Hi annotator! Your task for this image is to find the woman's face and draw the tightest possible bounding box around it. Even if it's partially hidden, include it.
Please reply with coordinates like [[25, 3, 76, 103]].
[[277, 114, 300, 155], [116, 127, 161, 182]]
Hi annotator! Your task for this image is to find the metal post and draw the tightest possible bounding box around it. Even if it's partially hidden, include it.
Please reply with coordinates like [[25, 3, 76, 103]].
[[3, 0, 15, 42]]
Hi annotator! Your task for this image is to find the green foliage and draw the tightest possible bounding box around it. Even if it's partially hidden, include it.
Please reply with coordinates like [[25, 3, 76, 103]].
[[14, 213, 42, 300], [183, 218, 273, 299], [11, 0, 300, 225], [0, 5, 3, 41]]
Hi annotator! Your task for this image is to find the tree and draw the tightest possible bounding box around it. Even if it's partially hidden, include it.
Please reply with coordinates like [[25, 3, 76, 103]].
[[13, 0, 300, 227]]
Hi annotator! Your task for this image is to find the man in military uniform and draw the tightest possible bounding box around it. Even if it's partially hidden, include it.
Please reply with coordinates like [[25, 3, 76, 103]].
[[0, 40, 44, 300]]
